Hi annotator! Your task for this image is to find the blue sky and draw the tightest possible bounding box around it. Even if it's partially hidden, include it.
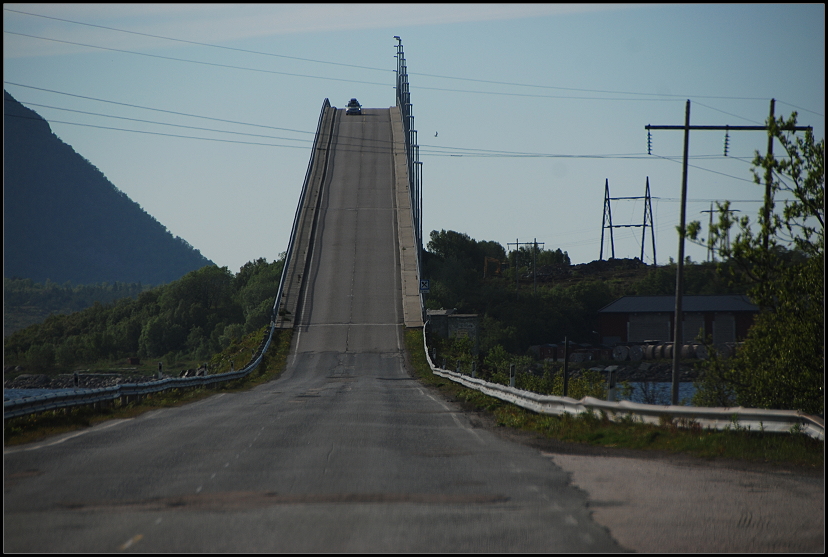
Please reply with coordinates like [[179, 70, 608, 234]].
[[4, 4, 824, 275]]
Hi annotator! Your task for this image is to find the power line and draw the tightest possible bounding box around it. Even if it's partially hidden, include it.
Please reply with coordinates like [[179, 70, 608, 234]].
[[419, 149, 729, 160], [9, 98, 407, 153], [8, 7, 808, 107], [8, 106, 726, 160], [4, 31, 394, 88], [1, 31, 682, 102], [692, 101, 765, 126], [649, 153, 757, 184], [5, 106, 413, 156], [4, 103, 760, 164], [3, 85, 795, 172], [410, 74, 769, 102], [8, 99, 316, 144], [6, 83, 405, 152], [3, 7, 393, 74], [4, 113, 314, 149], [6, 82, 316, 134], [777, 99, 825, 119], [7, 26, 816, 109], [4, 85, 739, 160], [409, 83, 681, 102]]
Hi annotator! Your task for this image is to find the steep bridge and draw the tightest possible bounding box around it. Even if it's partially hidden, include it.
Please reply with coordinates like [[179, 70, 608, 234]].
[[275, 103, 423, 336], [2, 100, 621, 552], [5, 45, 820, 552]]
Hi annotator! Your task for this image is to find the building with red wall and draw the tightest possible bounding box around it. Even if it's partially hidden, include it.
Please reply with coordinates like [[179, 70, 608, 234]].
[[597, 295, 759, 347]]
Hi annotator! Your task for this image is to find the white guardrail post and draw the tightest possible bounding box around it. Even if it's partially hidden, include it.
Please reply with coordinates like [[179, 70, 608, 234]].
[[421, 324, 824, 441]]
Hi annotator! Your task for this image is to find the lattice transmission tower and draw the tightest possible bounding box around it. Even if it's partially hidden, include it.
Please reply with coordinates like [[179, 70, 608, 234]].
[[599, 177, 656, 264]]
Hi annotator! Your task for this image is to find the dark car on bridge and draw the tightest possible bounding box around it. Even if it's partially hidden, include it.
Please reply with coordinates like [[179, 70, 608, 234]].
[[346, 98, 362, 115]]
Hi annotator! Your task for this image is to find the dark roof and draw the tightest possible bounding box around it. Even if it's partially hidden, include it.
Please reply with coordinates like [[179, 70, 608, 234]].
[[427, 309, 456, 316], [598, 295, 759, 314]]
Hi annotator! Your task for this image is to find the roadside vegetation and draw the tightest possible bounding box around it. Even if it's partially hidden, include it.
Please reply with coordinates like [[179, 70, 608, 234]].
[[4, 112, 821, 465], [423, 112, 823, 419], [423, 229, 747, 357], [404, 329, 823, 469], [4, 256, 285, 379], [4, 256, 291, 446], [4, 278, 152, 337], [687, 113, 824, 416], [4, 327, 292, 446]]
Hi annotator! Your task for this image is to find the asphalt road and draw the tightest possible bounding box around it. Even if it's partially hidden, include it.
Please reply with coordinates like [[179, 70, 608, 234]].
[[4, 108, 621, 552]]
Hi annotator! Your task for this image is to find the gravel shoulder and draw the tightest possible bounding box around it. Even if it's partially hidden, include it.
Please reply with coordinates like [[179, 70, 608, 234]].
[[448, 393, 825, 553]]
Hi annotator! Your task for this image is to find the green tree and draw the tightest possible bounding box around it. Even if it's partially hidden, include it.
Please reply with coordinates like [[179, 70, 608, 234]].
[[427, 229, 482, 266], [689, 112, 824, 415], [138, 315, 166, 358]]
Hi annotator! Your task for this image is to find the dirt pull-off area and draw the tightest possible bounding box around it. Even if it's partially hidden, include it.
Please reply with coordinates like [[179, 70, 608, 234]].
[[550, 452, 824, 553]]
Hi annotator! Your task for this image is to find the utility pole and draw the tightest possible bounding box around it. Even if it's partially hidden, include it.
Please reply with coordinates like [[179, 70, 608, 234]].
[[673, 100, 691, 408], [646, 99, 811, 405], [532, 238, 543, 294], [763, 99, 775, 251], [704, 202, 715, 262], [701, 203, 740, 262], [507, 238, 544, 298], [563, 336, 569, 398]]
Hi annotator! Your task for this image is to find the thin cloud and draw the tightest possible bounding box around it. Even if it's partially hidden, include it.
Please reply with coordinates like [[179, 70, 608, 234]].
[[4, 4, 638, 58]]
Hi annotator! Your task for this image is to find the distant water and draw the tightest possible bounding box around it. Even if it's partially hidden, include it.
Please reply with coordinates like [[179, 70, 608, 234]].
[[5, 382, 699, 406], [4, 387, 96, 402], [619, 382, 697, 406]]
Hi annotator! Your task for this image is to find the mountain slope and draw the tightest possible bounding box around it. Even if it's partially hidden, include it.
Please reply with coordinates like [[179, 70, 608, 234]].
[[3, 90, 214, 285]]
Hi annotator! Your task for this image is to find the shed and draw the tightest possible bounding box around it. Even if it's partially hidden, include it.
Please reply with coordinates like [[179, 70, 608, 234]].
[[426, 309, 480, 355], [597, 295, 759, 346]]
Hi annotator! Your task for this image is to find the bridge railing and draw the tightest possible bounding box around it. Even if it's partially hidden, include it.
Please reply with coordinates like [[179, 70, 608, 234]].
[[394, 38, 425, 320], [394, 38, 422, 274], [421, 324, 825, 441], [272, 98, 332, 326]]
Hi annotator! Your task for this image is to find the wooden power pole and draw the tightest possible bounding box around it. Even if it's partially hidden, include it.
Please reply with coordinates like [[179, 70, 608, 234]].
[[646, 99, 811, 405]]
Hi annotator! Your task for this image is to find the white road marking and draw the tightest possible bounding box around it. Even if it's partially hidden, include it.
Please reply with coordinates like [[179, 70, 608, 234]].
[[4, 419, 132, 455], [118, 534, 143, 551]]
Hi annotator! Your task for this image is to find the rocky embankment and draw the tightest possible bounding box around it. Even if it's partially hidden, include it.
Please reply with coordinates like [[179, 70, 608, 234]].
[[4, 371, 159, 390]]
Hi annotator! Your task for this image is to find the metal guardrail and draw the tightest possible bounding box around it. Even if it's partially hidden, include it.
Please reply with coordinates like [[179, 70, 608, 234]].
[[421, 325, 825, 441], [4, 328, 274, 420], [4, 100, 335, 422]]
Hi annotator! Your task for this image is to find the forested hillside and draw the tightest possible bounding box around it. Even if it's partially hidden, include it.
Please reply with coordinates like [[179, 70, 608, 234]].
[[4, 258, 283, 373], [3, 90, 213, 285], [4, 278, 151, 337]]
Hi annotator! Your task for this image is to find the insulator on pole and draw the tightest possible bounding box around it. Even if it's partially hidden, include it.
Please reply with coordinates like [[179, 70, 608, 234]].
[[723, 128, 730, 156], [647, 130, 652, 155]]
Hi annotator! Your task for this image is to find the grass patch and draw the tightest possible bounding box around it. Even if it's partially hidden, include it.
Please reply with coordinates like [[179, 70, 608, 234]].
[[404, 328, 823, 469], [4, 328, 293, 446]]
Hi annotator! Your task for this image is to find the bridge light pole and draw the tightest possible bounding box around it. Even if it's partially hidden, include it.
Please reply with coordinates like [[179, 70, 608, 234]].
[[393, 36, 424, 305]]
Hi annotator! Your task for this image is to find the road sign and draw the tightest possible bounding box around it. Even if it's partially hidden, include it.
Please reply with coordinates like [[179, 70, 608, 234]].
[[419, 279, 430, 293]]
